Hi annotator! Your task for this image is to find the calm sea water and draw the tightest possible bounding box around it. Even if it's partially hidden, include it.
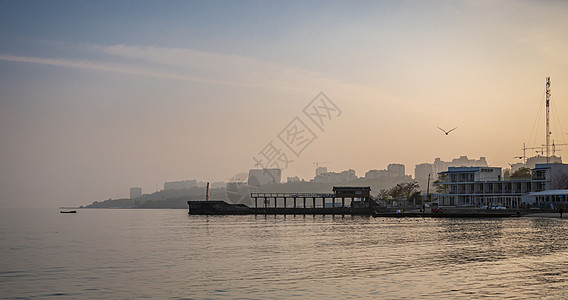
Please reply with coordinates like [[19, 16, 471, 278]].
[[1, 208, 568, 299]]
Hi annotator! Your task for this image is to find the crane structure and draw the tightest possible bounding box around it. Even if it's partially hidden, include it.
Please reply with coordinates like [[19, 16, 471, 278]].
[[313, 161, 331, 168], [541, 141, 568, 157], [514, 143, 530, 164], [520, 144, 545, 161], [518, 137, 548, 159]]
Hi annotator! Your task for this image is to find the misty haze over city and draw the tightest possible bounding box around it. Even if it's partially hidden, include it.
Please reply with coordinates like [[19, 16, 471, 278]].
[[1, 1, 567, 208]]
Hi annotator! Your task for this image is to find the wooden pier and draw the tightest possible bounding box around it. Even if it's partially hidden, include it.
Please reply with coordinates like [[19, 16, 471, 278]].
[[251, 192, 343, 209], [187, 187, 379, 215], [251, 187, 374, 209]]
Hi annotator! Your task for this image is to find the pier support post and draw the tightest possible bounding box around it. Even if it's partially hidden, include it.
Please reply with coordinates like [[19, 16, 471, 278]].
[[284, 197, 286, 208], [313, 197, 316, 208], [255, 197, 258, 208], [293, 197, 297, 208], [264, 197, 268, 208], [303, 197, 306, 208], [342, 197, 345, 208], [274, 197, 277, 208]]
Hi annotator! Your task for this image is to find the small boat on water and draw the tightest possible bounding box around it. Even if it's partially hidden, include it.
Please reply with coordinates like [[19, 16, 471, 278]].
[[60, 210, 77, 214]]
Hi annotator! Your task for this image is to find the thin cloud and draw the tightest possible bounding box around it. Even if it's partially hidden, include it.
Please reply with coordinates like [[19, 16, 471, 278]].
[[0, 54, 252, 87], [0, 44, 392, 97], [0, 50, 333, 93], [92, 44, 396, 97], [92, 44, 345, 92]]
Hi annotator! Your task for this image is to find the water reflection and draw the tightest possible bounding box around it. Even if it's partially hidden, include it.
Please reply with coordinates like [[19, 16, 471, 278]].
[[3, 209, 568, 299], [433, 219, 506, 264]]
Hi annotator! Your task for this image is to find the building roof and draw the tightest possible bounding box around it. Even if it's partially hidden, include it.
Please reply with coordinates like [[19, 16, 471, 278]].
[[439, 167, 483, 174], [439, 170, 477, 174], [439, 166, 501, 174], [332, 186, 371, 190], [526, 190, 568, 196], [533, 163, 568, 169]]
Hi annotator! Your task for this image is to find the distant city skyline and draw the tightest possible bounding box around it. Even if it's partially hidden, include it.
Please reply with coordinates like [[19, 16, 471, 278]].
[[1, 1, 567, 207], [137, 155, 532, 194]]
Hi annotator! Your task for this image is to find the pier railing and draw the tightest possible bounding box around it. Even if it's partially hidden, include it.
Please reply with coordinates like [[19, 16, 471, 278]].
[[250, 192, 335, 198], [249, 192, 367, 210]]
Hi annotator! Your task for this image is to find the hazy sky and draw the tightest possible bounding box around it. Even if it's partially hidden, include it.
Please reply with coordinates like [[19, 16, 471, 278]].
[[1, 0, 567, 208]]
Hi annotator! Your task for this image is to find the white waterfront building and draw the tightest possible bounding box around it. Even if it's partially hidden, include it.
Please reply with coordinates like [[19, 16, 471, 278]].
[[437, 163, 568, 208]]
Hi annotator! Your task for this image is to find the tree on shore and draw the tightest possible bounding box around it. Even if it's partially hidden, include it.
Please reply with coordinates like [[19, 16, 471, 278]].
[[433, 173, 448, 193], [409, 191, 422, 206], [376, 188, 392, 205], [510, 167, 531, 178], [551, 172, 568, 189], [388, 181, 420, 207]]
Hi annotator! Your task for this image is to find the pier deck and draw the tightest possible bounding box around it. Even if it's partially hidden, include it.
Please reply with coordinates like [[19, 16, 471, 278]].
[[187, 201, 520, 217], [187, 200, 374, 215]]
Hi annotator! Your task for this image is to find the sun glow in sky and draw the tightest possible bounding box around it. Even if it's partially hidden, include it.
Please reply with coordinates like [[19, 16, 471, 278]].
[[1, 0, 567, 207]]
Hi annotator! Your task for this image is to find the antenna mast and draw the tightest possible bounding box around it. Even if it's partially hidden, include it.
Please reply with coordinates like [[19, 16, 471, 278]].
[[546, 77, 551, 163]]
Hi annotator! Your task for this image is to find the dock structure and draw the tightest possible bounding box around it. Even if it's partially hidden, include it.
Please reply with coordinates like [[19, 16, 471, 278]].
[[250, 193, 336, 209], [187, 185, 522, 217], [188, 186, 378, 215], [250, 187, 374, 210]]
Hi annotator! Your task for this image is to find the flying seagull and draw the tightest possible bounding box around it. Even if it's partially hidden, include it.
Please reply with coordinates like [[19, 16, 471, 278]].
[[438, 126, 457, 135]]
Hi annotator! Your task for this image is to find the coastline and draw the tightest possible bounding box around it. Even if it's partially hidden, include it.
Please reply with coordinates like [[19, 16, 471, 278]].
[[522, 212, 566, 218]]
